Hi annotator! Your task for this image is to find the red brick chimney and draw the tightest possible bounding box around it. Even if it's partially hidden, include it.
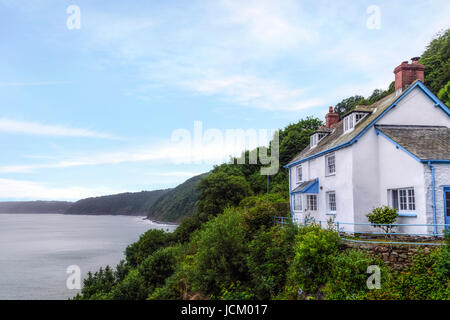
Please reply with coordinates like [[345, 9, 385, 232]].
[[325, 106, 339, 128], [393, 57, 425, 91]]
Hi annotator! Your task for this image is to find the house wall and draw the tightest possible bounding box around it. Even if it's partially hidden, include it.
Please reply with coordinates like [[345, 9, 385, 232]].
[[351, 127, 380, 233], [290, 146, 355, 231], [424, 163, 450, 235], [377, 132, 427, 235], [288, 85, 449, 236], [377, 86, 450, 127]]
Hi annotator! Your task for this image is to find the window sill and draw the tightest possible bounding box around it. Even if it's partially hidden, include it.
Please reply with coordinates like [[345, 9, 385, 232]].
[[398, 212, 417, 217], [326, 212, 336, 216], [325, 173, 336, 177]]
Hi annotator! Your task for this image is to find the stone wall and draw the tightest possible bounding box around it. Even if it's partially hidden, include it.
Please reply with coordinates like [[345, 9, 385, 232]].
[[343, 240, 437, 271]]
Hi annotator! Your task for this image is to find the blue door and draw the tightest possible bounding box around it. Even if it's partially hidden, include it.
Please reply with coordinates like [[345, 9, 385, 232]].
[[445, 187, 450, 229]]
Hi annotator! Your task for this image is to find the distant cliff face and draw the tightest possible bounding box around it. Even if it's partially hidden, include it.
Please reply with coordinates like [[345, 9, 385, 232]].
[[0, 173, 209, 220], [0, 201, 73, 214], [147, 172, 210, 222], [64, 189, 171, 216]]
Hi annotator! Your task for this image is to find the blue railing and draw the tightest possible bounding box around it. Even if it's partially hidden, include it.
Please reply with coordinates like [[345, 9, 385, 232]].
[[274, 217, 449, 246]]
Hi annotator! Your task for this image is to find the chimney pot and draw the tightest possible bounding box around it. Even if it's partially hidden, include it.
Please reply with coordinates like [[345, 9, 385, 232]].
[[325, 106, 339, 128], [394, 58, 425, 91]]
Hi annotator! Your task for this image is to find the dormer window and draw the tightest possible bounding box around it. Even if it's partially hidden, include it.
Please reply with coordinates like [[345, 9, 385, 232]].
[[310, 132, 328, 148], [343, 112, 369, 134]]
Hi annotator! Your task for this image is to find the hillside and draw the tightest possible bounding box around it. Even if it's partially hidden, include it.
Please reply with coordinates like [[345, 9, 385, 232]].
[[0, 201, 73, 214], [147, 172, 209, 222], [65, 189, 171, 216]]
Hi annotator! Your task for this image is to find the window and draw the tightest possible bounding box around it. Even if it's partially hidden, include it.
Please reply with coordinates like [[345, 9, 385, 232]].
[[325, 154, 336, 175], [310, 134, 318, 148], [343, 112, 368, 134], [293, 193, 302, 211], [390, 188, 415, 211], [296, 165, 302, 183], [310, 132, 328, 148], [327, 191, 336, 212], [307, 195, 317, 211]]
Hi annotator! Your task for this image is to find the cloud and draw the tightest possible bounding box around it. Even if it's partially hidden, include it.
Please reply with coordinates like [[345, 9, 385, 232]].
[[0, 178, 117, 201], [0, 118, 119, 139], [0, 125, 274, 173], [218, 0, 319, 47], [180, 72, 324, 111]]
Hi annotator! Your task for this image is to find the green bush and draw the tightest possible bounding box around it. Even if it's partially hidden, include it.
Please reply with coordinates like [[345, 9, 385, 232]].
[[111, 269, 148, 300], [148, 272, 186, 300], [73, 266, 116, 300], [366, 206, 398, 235], [247, 224, 297, 299], [125, 229, 169, 267], [219, 281, 255, 300], [196, 171, 253, 217], [138, 245, 181, 292], [188, 209, 249, 297], [323, 250, 390, 300], [284, 224, 341, 298]]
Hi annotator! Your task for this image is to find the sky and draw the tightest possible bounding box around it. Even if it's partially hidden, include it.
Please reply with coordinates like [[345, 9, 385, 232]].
[[0, 0, 449, 201]]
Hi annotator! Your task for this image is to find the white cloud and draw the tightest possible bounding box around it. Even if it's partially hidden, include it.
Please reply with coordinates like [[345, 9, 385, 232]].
[[0, 118, 119, 139], [0, 126, 274, 173], [219, 0, 319, 47], [180, 72, 324, 111], [0, 178, 117, 201]]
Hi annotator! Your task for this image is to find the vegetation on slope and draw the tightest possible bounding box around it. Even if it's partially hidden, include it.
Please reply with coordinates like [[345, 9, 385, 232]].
[[65, 189, 170, 215], [0, 201, 73, 214], [146, 173, 209, 222]]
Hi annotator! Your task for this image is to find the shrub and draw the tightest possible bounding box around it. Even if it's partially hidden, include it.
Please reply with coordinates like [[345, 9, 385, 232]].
[[247, 224, 297, 299], [323, 250, 390, 300], [219, 281, 255, 300], [188, 209, 249, 297], [138, 245, 181, 292], [111, 269, 148, 300], [196, 171, 253, 217], [73, 266, 116, 300], [125, 229, 169, 267], [284, 224, 341, 298], [366, 206, 398, 235], [148, 271, 186, 300]]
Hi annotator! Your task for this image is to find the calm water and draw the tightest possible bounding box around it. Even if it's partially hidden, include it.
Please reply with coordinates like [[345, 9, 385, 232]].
[[0, 214, 176, 300]]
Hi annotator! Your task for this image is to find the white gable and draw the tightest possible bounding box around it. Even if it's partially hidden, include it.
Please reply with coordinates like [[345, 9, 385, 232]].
[[377, 86, 450, 127]]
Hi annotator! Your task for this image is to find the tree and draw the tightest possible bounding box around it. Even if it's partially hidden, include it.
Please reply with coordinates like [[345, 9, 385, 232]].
[[138, 246, 180, 291], [188, 209, 249, 296], [420, 29, 450, 95], [438, 80, 450, 107], [196, 171, 253, 216], [125, 229, 169, 267], [334, 95, 367, 117], [247, 225, 297, 299], [366, 206, 398, 236], [73, 266, 116, 300]]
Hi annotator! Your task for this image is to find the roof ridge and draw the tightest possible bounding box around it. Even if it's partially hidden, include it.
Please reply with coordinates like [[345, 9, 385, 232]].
[[375, 124, 447, 129]]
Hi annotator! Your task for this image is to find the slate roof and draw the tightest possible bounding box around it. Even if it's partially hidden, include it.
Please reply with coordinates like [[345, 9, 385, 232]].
[[292, 179, 317, 193], [287, 91, 398, 166], [375, 125, 450, 160], [286, 80, 449, 168]]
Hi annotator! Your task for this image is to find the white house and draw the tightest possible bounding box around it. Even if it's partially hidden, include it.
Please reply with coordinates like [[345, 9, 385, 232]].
[[285, 58, 450, 236]]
